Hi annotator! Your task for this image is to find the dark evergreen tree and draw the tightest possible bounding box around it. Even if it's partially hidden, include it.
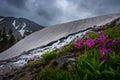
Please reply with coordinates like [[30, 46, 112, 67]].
[[8, 28, 12, 35], [0, 30, 2, 50], [1, 28, 8, 46], [0, 28, 16, 52], [9, 34, 16, 47], [0, 28, 9, 52], [17, 37, 20, 42], [0, 30, 2, 38], [8, 28, 16, 47]]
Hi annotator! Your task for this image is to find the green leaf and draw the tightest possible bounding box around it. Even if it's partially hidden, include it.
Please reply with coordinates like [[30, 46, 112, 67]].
[[102, 70, 115, 75], [83, 74, 88, 80], [98, 61, 104, 69], [96, 70, 100, 75], [85, 61, 95, 72], [109, 66, 115, 72]]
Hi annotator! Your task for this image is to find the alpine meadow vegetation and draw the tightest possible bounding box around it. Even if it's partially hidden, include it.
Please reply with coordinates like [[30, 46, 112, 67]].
[[37, 26, 120, 80]]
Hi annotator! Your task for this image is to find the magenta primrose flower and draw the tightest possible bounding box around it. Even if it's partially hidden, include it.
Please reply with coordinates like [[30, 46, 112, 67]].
[[99, 57, 108, 62], [74, 42, 78, 49], [106, 39, 113, 48], [86, 39, 95, 48], [107, 48, 112, 53], [81, 38, 85, 43], [99, 46, 106, 55], [74, 40, 85, 53], [101, 34, 108, 41], [95, 38, 101, 43], [98, 30, 104, 35], [113, 38, 120, 43], [74, 41, 83, 49], [99, 44, 112, 55]]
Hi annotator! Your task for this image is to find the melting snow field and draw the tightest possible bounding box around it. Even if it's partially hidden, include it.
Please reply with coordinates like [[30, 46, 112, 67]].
[[0, 30, 87, 73]]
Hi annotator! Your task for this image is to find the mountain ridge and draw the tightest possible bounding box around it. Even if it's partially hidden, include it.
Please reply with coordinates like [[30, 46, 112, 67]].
[[0, 16, 44, 39]]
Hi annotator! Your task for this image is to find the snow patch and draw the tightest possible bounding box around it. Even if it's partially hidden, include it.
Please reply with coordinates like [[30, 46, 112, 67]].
[[26, 30, 33, 33], [12, 20, 16, 27], [12, 60, 27, 67], [15, 25, 20, 29], [0, 18, 4, 21], [0, 65, 4, 68], [12, 20, 20, 29], [18, 23, 26, 36]]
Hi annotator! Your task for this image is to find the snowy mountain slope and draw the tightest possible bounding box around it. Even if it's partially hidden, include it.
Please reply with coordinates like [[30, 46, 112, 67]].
[[0, 17, 44, 39], [0, 13, 120, 60]]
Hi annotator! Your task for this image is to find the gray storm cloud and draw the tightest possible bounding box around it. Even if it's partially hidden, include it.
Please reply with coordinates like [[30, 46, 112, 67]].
[[0, 0, 120, 26]]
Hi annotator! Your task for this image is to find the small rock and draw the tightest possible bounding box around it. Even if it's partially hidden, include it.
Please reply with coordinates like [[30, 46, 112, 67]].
[[67, 58, 76, 62], [67, 64, 73, 71], [55, 55, 76, 70]]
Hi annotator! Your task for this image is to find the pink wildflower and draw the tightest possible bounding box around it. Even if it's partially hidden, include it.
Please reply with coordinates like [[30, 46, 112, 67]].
[[98, 30, 104, 35], [86, 39, 95, 48]]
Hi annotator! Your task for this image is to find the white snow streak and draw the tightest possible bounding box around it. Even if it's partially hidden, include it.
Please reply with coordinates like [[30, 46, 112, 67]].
[[15, 25, 20, 29], [18, 23, 26, 36], [0, 18, 4, 21], [12, 20, 20, 29], [12, 20, 16, 27]]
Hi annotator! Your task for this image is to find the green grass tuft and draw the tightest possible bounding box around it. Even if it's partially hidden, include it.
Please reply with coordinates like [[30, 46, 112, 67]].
[[28, 60, 41, 69], [38, 68, 72, 80], [42, 51, 58, 64], [89, 32, 100, 39], [104, 26, 120, 39], [59, 42, 74, 55]]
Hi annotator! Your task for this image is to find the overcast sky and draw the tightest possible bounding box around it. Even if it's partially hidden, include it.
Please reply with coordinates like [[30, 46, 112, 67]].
[[0, 0, 120, 26]]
